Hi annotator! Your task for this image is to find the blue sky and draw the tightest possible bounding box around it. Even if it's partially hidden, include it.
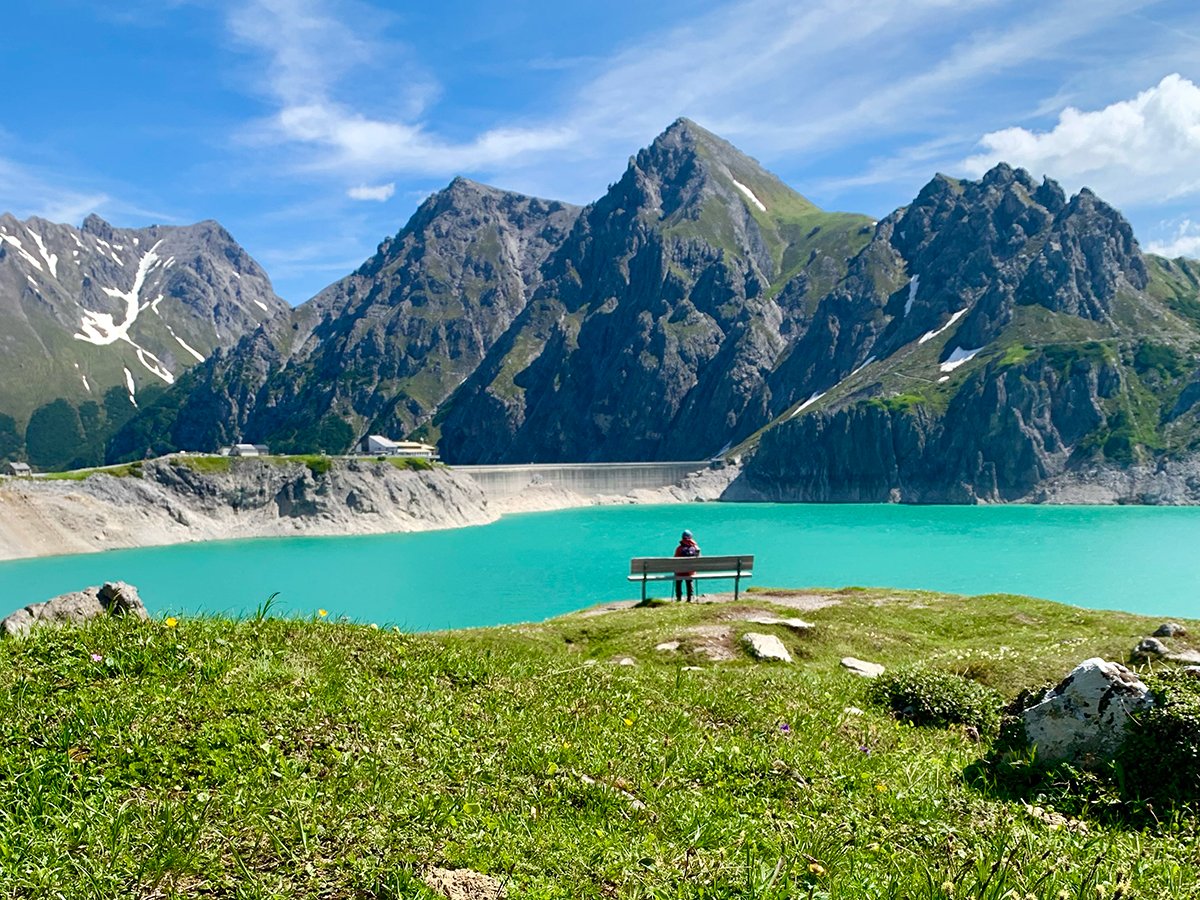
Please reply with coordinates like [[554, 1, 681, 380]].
[[1, 0, 1198, 303]]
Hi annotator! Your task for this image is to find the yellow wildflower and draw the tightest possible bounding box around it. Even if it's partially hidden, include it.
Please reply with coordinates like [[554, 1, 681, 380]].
[[164, 617, 178, 628], [807, 863, 826, 877], [318, 609, 328, 617]]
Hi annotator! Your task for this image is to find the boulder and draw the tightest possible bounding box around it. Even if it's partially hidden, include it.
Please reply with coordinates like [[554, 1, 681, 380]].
[[1154, 622, 1188, 638], [654, 641, 680, 652], [1, 582, 148, 637], [1132, 637, 1168, 660], [841, 657, 885, 678], [1168, 649, 1200, 665], [742, 632, 792, 662], [1021, 658, 1154, 765]]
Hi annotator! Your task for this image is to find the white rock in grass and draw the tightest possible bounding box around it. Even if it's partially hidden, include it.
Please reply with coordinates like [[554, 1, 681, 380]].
[[618, 657, 636, 666], [742, 615, 814, 631], [1022, 658, 1154, 765], [655, 641, 680, 652], [742, 632, 792, 662], [841, 657, 885, 678]]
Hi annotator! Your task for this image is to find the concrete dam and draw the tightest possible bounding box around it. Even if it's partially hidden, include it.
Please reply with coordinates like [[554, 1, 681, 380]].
[[452, 461, 711, 501]]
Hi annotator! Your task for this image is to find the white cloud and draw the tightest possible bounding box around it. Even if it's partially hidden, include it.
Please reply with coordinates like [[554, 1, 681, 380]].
[[229, 0, 573, 178], [1146, 219, 1200, 260], [347, 182, 395, 201], [964, 74, 1200, 207], [0, 155, 110, 224], [228, 0, 1173, 194]]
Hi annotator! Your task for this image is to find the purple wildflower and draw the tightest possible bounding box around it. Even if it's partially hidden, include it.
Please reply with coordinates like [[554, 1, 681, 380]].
[[860, 746, 870, 754], [779, 723, 791, 733], [91, 653, 103, 662]]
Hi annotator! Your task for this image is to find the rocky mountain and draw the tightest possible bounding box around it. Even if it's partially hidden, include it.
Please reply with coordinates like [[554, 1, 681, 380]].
[[104, 120, 1200, 502], [0, 212, 287, 468], [437, 119, 875, 462], [106, 180, 581, 460], [110, 119, 875, 462], [730, 166, 1200, 502]]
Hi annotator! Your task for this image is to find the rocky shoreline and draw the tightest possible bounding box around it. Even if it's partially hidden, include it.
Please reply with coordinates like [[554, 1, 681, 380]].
[[0, 458, 735, 562]]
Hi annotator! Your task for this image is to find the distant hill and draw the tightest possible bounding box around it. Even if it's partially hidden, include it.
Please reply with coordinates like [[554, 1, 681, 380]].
[[104, 120, 1200, 502], [0, 213, 288, 469]]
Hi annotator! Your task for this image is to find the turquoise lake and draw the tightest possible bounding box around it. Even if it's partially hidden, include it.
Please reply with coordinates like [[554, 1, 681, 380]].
[[0, 503, 1197, 628]]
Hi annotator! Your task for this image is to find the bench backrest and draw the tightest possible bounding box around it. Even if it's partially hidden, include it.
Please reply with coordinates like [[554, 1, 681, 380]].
[[629, 555, 754, 575]]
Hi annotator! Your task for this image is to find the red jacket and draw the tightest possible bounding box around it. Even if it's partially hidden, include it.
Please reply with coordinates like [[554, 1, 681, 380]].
[[674, 536, 700, 578]]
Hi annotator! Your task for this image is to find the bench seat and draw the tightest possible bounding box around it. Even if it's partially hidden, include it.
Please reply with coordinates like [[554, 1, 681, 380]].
[[628, 555, 754, 601]]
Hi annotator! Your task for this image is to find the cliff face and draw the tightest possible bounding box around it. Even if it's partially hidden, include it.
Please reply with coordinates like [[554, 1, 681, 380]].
[[737, 353, 1127, 502], [0, 458, 494, 561]]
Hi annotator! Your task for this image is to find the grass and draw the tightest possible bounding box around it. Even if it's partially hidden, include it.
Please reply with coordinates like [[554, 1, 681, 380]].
[[1, 586, 1199, 897], [39, 462, 143, 481]]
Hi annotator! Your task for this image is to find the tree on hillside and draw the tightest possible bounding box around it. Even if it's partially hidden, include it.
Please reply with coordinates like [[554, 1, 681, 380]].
[[0, 414, 22, 462], [25, 399, 85, 471]]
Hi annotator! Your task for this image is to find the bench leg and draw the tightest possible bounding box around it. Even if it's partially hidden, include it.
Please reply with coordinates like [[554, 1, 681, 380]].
[[734, 575, 740, 602], [642, 578, 646, 604]]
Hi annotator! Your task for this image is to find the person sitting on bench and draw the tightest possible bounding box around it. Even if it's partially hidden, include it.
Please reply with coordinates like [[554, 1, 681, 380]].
[[673, 529, 700, 602]]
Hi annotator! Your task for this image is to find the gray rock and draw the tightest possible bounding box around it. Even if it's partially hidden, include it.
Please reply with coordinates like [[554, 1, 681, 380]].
[[841, 657, 885, 678], [1, 581, 148, 637], [1021, 658, 1154, 765], [1182, 666, 1200, 679], [1154, 622, 1188, 637], [1132, 637, 1168, 659], [1167, 649, 1200, 665], [742, 632, 792, 663]]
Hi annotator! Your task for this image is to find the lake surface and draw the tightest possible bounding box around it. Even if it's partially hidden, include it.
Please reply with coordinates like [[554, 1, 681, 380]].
[[0, 503, 1197, 628]]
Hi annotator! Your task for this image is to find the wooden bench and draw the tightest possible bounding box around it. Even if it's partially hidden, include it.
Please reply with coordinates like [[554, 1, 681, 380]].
[[627, 555, 754, 602]]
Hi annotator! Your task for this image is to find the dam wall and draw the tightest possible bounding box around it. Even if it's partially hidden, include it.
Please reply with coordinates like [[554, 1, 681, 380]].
[[452, 461, 712, 501]]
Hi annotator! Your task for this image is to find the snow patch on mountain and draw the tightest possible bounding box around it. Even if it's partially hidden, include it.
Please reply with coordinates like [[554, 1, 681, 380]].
[[165, 323, 205, 362], [1, 233, 44, 271], [27, 230, 58, 278], [919, 308, 968, 345], [123, 367, 138, 406], [732, 179, 767, 212], [904, 274, 920, 315], [939, 346, 984, 372]]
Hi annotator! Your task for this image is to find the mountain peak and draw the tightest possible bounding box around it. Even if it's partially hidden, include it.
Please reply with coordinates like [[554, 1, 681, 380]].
[[618, 118, 819, 231]]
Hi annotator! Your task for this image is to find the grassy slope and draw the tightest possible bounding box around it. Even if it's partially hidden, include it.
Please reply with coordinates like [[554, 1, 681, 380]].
[[2, 587, 1198, 898]]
